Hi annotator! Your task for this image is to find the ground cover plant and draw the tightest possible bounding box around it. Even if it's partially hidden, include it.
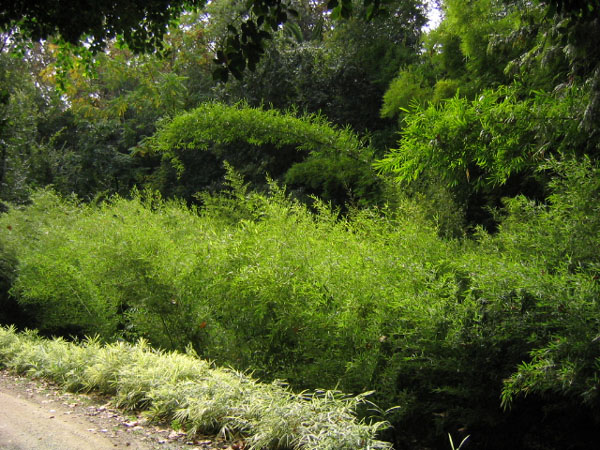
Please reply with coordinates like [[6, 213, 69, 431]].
[[1, 158, 599, 449], [0, 325, 392, 450]]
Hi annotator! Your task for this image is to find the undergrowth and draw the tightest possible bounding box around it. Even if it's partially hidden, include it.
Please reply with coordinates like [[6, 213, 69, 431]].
[[0, 325, 391, 450], [1, 159, 599, 449]]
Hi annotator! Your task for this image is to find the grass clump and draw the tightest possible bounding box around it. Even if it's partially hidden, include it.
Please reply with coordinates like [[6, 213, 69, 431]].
[[0, 325, 392, 450]]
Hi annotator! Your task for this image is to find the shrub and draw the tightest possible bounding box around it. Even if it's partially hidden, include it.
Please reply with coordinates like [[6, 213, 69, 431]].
[[141, 102, 383, 207], [2, 158, 600, 449], [375, 83, 590, 227]]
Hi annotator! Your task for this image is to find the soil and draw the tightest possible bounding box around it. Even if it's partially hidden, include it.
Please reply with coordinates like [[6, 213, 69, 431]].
[[0, 370, 245, 450]]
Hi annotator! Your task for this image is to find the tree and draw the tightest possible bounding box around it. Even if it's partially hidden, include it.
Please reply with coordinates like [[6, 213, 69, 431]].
[[215, 0, 427, 155], [0, 40, 64, 204], [1, 1, 203, 53], [375, 0, 600, 228], [1, 0, 415, 80]]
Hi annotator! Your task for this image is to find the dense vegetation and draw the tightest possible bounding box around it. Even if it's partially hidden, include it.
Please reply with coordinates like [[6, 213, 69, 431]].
[[1, 1, 600, 449], [0, 326, 391, 450]]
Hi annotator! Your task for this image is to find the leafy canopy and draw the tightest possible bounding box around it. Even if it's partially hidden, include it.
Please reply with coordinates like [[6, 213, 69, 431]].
[[1, 1, 203, 54], [1, 0, 402, 81], [375, 83, 590, 190]]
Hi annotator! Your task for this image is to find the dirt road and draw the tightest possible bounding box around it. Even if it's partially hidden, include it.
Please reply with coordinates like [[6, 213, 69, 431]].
[[0, 388, 123, 449], [0, 370, 239, 450]]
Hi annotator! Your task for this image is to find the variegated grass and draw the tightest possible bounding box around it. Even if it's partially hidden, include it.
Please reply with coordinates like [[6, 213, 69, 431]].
[[0, 326, 392, 450]]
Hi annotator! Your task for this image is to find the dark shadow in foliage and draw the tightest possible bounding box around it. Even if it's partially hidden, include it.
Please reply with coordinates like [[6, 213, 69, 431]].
[[0, 242, 34, 330]]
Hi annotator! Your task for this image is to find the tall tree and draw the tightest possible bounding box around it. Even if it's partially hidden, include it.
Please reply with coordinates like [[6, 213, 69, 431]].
[[1, 0, 413, 80], [377, 0, 600, 227], [217, 0, 427, 152]]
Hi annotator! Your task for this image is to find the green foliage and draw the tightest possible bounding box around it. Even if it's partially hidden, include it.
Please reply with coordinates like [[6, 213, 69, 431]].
[[377, 0, 600, 228], [0, 86, 40, 202], [0, 326, 392, 450], [380, 69, 432, 121], [0, 182, 450, 386], [0, 240, 22, 327], [381, 176, 466, 239], [421, 26, 466, 86], [0, 191, 118, 337], [448, 434, 470, 450], [0, 43, 168, 204], [375, 82, 594, 227], [376, 84, 587, 188], [0, 1, 422, 205], [1, 1, 208, 89], [489, 157, 600, 271], [1, 1, 203, 54], [0, 49, 63, 204], [148, 102, 363, 159], [144, 102, 382, 207], [1, 2, 600, 449], [215, 0, 426, 155], [431, 79, 460, 104], [1, 0, 422, 85], [3, 155, 600, 448], [487, 157, 600, 408], [443, 0, 523, 86], [284, 153, 383, 208]]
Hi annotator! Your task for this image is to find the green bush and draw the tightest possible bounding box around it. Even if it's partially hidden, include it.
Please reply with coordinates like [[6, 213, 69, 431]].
[[0, 189, 209, 344], [380, 69, 432, 122], [0, 240, 22, 326], [375, 83, 590, 227], [494, 158, 600, 408], [141, 102, 383, 208], [2, 158, 600, 449], [432, 79, 460, 105]]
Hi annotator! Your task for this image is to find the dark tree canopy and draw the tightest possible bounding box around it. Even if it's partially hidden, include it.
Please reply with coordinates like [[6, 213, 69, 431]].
[[0, 0, 395, 80], [0, 1, 204, 53], [543, 0, 600, 17]]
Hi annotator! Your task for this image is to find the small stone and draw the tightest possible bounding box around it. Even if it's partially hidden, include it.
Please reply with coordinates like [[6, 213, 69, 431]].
[[168, 431, 183, 439]]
